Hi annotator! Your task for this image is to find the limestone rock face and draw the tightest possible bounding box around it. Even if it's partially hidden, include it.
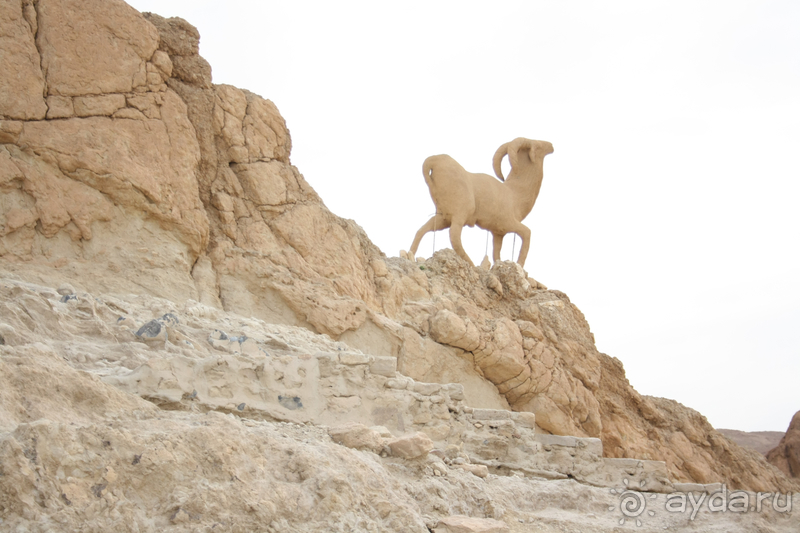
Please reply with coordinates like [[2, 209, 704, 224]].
[[767, 410, 800, 478], [0, 0, 48, 120], [1, 1, 797, 518], [36, 0, 159, 96]]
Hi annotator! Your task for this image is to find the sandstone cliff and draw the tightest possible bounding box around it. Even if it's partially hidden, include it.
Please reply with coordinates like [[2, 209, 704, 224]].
[[767, 411, 800, 479], [1, 1, 797, 530]]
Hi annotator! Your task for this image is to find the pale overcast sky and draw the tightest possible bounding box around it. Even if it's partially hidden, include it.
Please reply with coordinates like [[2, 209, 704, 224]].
[[127, 0, 800, 433]]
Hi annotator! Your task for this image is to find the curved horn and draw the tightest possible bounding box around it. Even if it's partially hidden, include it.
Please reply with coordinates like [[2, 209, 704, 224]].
[[492, 142, 510, 181], [509, 138, 531, 171]]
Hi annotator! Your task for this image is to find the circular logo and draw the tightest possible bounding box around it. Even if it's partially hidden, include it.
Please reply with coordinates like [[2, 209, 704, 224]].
[[608, 478, 657, 526]]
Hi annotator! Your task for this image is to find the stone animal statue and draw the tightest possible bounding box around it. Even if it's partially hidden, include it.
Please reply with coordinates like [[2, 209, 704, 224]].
[[408, 138, 554, 267]]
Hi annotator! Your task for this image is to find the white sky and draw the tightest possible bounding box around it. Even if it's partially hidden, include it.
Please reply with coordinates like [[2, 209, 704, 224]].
[[127, 0, 800, 433]]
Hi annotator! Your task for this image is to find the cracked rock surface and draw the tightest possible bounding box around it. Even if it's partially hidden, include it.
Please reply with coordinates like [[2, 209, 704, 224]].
[[1, 3, 798, 531]]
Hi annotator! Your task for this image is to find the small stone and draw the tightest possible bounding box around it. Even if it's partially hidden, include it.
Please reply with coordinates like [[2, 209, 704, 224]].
[[135, 319, 163, 339], [160, 313, 179, 327], [329, 423, 384, 452], [485, 274, 503, 296], [57, 284, 75, 296], [444, 383, 465, 401], [371, 259, 389, 277], [413, 382, 441, 396], [369, 356, 397, 377], [430, 448, 446, 459], [116, 316, 137, 329], [456, 464, 489, 479], [237, 403, 245, 411], [150, 50, 173, 77], [431, 462, 448, 476], [387, 432, 434, 459], [370, 426, 394, 438], [278, 395, 302, 410], [385, 378, 408, 390]]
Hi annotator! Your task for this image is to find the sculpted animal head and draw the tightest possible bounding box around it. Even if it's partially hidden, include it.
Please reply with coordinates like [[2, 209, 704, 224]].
[[492, 138, 554, 181]]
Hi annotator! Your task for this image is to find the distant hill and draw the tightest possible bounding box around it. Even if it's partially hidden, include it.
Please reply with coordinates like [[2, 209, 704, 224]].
[[718, 429, 785, 455]]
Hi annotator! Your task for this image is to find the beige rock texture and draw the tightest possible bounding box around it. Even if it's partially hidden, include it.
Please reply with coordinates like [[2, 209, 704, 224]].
[[767, 411, 800, 478], [0, 0, 48, 120], [0, 277, 796, 532], [408, 138, 554, 267], [1, 2, 798, 531], [719, 428, 786, 455], [434, 515, 510, 533]]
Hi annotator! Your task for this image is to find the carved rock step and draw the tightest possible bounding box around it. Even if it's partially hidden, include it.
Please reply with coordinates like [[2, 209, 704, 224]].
[[108, 344, 687, 495], [534, 433, 604, 456], [672, 482, 724, 493], [582, 458, 673, 493]]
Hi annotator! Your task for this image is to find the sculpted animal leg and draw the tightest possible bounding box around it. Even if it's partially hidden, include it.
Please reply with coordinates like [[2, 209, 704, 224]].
[[492, 232, 504, 264], [512, 223, 532, 267], [449, 220, 474, 266], [409, 215, 450, 257]]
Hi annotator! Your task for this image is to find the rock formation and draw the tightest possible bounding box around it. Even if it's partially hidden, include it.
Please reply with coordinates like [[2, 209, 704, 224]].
[[767, 411, 800, 478], [1, 1, 797, 531]]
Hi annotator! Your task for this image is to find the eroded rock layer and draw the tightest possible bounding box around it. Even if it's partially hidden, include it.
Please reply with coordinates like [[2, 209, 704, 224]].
[[1, 7, 797, 527], [767, 411, 800, 479]]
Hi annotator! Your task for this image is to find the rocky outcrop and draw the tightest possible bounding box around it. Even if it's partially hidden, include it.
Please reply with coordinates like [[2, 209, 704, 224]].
[[767, 411, 800, 478], [1, 1, 797, 516]]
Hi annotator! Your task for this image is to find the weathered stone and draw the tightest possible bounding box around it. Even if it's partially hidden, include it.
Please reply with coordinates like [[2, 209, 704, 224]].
[[328, 423, 384, 453], [672, 483, 707, 493], [113, 108, 146, 120], [73, 94, 127, 117], [15, 88, 208, 256], [150, 51, 173, 77], [45, 96, 74, 119], [0, 0, 795, 512], [472, 409, 510, 421], [0, 0, 47, 119], [36, 0, 158, 96], [429, 309, 480, 351], [413, 382, 442, 396], [369, 355, 397, 377], [388, 432, 434, 459], [455, 464, 490, 479], [338, 352, 372, 365], [0, 121, 24, 144], [510, 411, 536, 429], [767, 410, 800, 478], [232, 162, 288, 205]]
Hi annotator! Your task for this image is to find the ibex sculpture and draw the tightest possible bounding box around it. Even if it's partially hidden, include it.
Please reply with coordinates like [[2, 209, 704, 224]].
[[408, 138, 554, 268]]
